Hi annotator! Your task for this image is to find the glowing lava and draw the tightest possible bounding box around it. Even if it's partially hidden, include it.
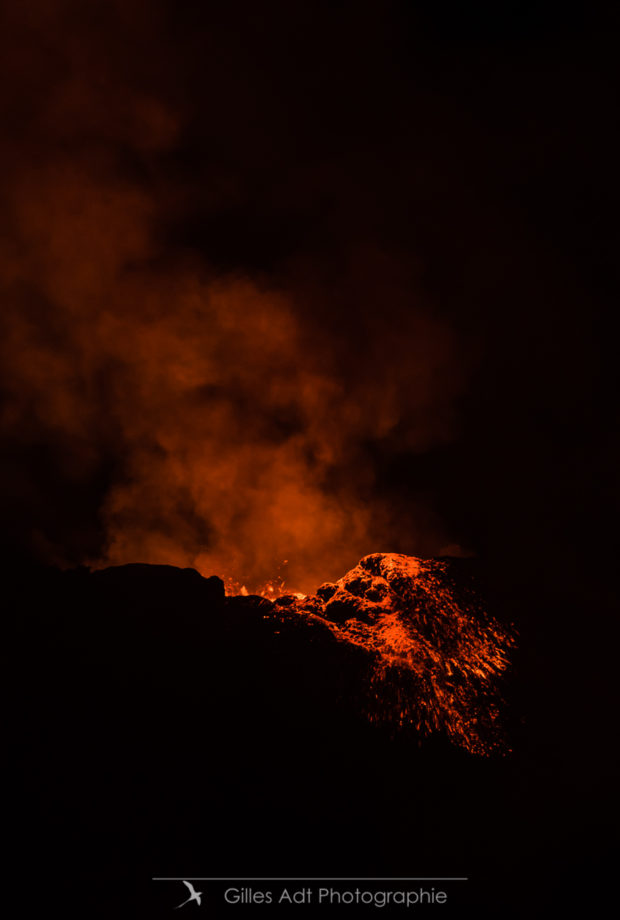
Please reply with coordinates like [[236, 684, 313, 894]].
[[223, 574, 306, 600], [231, 553, 516, 756]]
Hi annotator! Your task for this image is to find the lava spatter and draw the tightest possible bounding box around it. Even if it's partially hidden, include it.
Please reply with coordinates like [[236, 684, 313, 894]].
[[268, 553, 516, 755]]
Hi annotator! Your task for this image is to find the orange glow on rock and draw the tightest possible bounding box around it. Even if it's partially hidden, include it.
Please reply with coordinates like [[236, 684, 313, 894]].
[[244, 553, 517, 756]]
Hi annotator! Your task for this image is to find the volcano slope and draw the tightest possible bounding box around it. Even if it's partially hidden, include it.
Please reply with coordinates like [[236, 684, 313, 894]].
[[9, 554, 521, 917], [275, 552, 516, 755]]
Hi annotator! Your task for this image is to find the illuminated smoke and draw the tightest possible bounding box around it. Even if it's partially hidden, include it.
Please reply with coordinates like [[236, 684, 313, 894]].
[[0, 3, 467, 591]]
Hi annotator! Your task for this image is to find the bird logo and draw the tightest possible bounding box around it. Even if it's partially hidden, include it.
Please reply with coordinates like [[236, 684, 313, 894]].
[[174, 880, 203, 909]]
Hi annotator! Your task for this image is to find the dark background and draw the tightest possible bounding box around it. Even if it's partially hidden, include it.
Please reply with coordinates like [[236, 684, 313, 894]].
[[2, 1, 617, 916]]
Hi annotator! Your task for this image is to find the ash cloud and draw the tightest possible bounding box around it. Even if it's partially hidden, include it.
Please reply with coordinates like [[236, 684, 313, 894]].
[[0, 2, 487, 590]]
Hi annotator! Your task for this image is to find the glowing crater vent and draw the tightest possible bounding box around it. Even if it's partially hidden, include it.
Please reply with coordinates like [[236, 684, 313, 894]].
[[275, 553, 517, 756]]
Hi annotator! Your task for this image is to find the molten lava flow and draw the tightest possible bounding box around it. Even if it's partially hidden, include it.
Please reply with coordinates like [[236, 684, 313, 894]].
[[243, 553, 516, 756], [224, 577, 305, 600], [223, 561, 306, 600]]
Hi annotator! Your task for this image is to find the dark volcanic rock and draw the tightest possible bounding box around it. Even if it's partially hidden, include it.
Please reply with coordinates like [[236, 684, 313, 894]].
[[7, 556, 520, 919], [92, 562, 226, 605], [271, 553, 516, 756]]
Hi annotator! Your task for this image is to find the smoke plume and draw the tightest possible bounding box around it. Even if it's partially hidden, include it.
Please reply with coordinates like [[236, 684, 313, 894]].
[[0, 1, 468, 591]]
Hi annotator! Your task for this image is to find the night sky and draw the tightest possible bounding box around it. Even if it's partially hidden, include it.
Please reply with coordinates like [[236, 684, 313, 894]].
[[0, 0, 615, 586], [2, 2, 617, 915]]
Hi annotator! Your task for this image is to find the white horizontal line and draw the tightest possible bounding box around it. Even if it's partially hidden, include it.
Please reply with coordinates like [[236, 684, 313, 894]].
[[152, 877, 468, 882]]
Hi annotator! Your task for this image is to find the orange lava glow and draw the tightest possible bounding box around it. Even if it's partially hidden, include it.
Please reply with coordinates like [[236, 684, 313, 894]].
[[259, 553, 516, 756], [222, 559, 306, 599], [224, 574, 305, 601]]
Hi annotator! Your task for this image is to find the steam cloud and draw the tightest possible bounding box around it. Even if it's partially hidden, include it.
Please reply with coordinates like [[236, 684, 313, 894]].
[[0, 2, 468, 591]]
